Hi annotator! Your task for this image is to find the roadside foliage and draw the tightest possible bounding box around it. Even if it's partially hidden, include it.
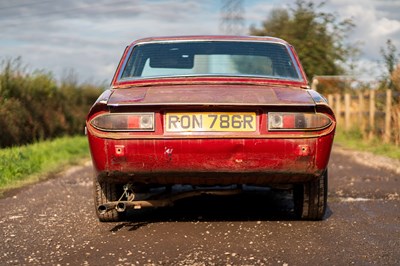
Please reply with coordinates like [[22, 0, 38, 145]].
[[0, 58, 104, 148], [249, 0, 400, 150], [314, 39, 400, 149], [314, 68, 400, 155], [0, 136, 88, 190], [250, 0, 357, 80]]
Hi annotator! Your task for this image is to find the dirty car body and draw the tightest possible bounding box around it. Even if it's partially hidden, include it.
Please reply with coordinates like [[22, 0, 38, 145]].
[[86, 36, 336, 222]]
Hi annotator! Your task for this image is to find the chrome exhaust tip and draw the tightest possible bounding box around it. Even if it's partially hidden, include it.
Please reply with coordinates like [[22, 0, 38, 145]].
[[97, 205, 108, 214], [116, 202, 126, 212]]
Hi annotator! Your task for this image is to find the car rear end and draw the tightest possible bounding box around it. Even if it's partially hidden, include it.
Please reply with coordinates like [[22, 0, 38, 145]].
[[86, 36, 336, 221], [87, 85, 334, 185]]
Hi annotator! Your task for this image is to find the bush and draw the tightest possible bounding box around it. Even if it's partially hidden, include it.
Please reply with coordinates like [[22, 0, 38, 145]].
[[0, 98, 33, 146], [0, 58, 104, 148]]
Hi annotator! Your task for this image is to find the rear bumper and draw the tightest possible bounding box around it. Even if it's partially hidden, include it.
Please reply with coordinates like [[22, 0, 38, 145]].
[[97, 171, 321, 186], [88, 134, 334, 185]]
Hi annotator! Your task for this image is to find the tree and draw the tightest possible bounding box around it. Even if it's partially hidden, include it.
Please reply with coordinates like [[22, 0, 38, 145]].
[[392, 65, 400, 91], [380, 39, 399, 91], [250, 0, 357, 81]]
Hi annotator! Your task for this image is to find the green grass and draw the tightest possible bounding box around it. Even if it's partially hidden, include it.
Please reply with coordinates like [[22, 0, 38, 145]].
[[0, 136, 90, 194], [334, 128, 400, 160]]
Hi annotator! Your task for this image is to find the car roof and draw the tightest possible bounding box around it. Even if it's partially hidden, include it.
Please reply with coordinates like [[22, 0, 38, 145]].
[[130, 35, 291, 46]]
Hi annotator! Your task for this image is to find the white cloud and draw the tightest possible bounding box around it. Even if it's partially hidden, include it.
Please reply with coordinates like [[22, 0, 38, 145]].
[[321, 0, 400, 81], [0, 0, 399, 83], [245, 0, 291, 30], [0, 0, 219, 82], [371, 17, 400, 37]]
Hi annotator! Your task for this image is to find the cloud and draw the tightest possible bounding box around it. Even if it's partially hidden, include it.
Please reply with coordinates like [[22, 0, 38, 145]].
[[0, 0, 219, 82], [328, 1, 400, 44], [1, 0, 399, 83], [245, 0, 292, 29], [319, 0, 400, 82], [371, 17, 400, 37]]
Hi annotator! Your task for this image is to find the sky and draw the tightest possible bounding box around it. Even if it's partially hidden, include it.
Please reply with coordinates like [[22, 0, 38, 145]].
[[1, 0, 400, 85]]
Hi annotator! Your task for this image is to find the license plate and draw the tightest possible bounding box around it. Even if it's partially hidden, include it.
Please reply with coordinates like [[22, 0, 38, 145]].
[[165, 112, 256, 132]]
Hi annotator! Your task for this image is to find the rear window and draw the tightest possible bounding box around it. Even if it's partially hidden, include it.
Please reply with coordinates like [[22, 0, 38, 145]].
[[120, 41, 301, 81]]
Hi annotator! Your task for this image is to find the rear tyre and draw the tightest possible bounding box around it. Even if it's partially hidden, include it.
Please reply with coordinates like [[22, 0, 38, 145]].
[[94, 177, 124, 222], [293, 170, 328, 220]]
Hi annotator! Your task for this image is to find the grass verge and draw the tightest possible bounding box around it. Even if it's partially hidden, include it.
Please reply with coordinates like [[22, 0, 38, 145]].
[[0, 136, 90, 195], [334, 128, 400, 160]]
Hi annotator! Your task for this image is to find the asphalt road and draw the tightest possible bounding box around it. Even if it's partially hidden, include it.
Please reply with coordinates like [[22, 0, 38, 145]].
[[1, 145, 399, 265]]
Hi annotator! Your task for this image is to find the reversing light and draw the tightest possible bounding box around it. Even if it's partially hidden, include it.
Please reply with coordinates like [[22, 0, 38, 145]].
[[268, 112, 332, 131], [90, 113, 155, 131]]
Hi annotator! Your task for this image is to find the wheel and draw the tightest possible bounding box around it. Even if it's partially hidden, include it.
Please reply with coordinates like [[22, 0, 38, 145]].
[[94, 177, 124, 222], [293, 170, 328, 220]]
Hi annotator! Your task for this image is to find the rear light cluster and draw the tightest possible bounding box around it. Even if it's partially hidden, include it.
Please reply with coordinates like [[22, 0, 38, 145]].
[[90, 113, 155, 131], [89, 112, 331, 132], [268, 112, 331, 131]]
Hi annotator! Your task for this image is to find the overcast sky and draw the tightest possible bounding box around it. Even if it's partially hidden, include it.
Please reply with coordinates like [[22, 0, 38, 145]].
[[1, 0, 399, 85]]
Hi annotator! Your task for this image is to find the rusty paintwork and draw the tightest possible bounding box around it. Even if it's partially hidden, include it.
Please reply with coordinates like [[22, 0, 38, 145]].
[[88, 132, 334, 186], [86, 35, 336, 188], [104, 85, 316, 107]]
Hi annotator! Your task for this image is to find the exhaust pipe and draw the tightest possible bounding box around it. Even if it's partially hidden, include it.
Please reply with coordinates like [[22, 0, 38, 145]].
[[97, 202, 127, 214], [98, 204, 111, 214], [98, 205, 107, 214], [97, 199, 173, 214], [116, 202, 126, 212]]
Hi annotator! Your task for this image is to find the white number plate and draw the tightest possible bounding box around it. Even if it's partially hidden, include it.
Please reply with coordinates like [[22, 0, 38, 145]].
[[165, 112, 256, 132]]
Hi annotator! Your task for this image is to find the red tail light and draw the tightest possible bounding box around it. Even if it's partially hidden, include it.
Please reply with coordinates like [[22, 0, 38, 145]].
[[90, 113, 155, 131], [268, 112, 332, 131]]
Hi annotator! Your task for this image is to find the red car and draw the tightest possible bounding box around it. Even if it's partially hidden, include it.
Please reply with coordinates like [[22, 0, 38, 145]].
[[86, 36, 336, 222]]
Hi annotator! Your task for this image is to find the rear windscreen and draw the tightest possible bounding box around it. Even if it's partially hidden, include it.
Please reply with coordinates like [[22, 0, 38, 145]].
[[120, 41, 301, 81]]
